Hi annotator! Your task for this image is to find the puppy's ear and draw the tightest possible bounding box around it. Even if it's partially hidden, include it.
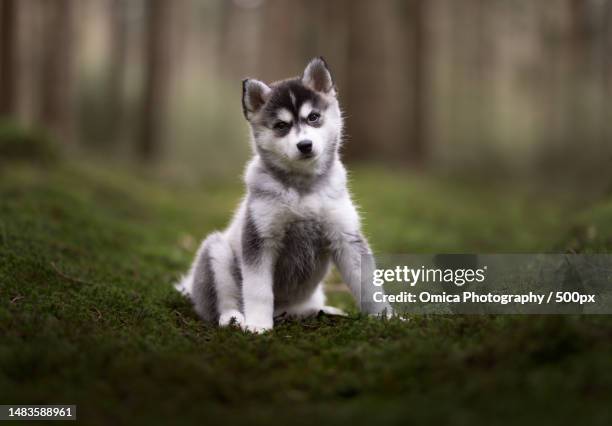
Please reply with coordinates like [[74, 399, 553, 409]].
[[242, 79, 271, 120], [302, 57, 334, 95]]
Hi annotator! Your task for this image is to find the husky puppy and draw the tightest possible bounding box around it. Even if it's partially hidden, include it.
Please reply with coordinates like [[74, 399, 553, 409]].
[[176, 58, 387, 332]]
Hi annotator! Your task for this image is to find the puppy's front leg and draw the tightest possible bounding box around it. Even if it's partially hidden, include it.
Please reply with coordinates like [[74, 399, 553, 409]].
[[332, 232, 391, 316], [241, 253, 275, 333]]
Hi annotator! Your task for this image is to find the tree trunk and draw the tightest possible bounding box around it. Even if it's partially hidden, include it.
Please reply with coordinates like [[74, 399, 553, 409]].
[[107, 0, 128, 145], [0, 0, 18, 118], [407, 0, 428, 166], [38, 0, 75, 144], [567, 0, 590, 148], [343, 0, 382, 161], [139, 0, 173, 161]]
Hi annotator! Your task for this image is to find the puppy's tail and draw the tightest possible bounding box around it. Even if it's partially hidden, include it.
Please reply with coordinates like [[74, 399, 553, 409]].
[[174, 233, 217, 296], [174, 269, 194, 296]]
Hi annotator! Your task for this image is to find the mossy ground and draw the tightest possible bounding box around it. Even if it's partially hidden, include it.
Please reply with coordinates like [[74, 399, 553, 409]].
[[1, 160, 611, 425]]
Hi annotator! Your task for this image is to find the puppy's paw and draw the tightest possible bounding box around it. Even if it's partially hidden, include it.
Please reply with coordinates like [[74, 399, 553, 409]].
[[219, 310, 245, 327], [383, 309, 409, 321], [241, 323, 273, 334], [370, 305, 408, 321], [241, 317, 273, 334]]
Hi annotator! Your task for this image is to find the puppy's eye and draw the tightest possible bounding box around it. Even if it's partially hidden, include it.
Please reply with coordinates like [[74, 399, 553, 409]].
[[307, 112, 321, 123], [273, 121, 290, 130]]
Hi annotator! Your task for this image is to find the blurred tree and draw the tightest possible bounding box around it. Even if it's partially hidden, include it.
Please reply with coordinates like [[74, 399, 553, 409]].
[[0, 0, 18, 118], [260, 0, 299, 80], [139, 0, 173, 161], [343, 0, 407, 163], [107, 0, 128, 144], [567, 0, 591, 149], [406, 0, 429, 166], [343, 0, 384, 161], [38, 0, 75, 145], [215, 0, 233, 77], [605, 1, 612, 174]]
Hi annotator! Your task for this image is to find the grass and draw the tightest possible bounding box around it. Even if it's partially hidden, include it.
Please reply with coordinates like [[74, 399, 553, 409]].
[[1, 159, 611, 425]]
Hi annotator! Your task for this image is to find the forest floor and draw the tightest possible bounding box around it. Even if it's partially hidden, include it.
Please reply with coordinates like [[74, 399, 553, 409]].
[[1, 157, 612, 425]]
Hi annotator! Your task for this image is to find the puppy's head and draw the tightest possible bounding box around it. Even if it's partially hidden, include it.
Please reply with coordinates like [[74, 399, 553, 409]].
[[242, 57, 342, 176]]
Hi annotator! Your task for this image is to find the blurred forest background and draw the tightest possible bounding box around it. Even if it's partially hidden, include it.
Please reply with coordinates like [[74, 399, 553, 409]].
[[1, 0, 611, 188]]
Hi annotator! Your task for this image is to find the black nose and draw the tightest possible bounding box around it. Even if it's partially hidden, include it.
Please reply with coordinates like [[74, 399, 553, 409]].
[[297, 140, 313, 154]]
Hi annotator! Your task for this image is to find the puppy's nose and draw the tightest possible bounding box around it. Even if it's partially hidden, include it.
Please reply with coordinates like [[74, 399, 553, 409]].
[[297, 140, 313, 154]]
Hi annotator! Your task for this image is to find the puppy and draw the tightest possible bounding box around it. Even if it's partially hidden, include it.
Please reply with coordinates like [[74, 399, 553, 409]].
[[176, 57, 388, 332]]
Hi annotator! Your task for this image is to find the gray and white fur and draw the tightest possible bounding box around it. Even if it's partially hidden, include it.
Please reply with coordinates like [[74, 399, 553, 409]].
[[176, 58, 388, 333]]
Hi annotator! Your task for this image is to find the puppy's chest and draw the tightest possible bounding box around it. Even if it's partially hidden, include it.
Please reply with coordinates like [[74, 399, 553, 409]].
[[273, 217, 331, 300], [265, 191, 334, 232], [274, 196, 334, 259], [279, 218, 329, 250]]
